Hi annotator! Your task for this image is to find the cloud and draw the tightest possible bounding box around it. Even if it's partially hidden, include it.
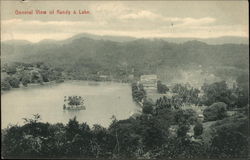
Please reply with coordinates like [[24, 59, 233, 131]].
[[1, 19, 106, 35], [120, 10, 162, 20], [120, 11, 216, 27], [177, 17, 216, 27], [1, 33, 73, 42], [89, 2, 132, 22], [2, 19, 96, 27], [1, 13, 247, 42], [1, 18, 23, 24]]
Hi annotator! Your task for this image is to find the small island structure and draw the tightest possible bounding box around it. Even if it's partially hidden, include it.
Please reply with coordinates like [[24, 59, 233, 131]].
[[63, 96, 86, 110]]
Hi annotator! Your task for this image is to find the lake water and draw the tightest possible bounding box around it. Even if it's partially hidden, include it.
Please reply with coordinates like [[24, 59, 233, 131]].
[[1, 81, 140, 128]]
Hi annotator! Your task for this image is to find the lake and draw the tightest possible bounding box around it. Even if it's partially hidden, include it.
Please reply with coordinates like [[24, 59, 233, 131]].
[[1, 81, 140, 128]]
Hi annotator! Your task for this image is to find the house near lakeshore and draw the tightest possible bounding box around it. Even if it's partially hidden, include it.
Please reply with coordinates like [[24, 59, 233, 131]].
[[99, 75, 108, 81], [140, 74, 158, 93]]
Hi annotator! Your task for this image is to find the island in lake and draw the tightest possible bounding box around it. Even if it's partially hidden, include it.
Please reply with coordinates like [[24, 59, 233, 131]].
[[63, 95, 86, 110]]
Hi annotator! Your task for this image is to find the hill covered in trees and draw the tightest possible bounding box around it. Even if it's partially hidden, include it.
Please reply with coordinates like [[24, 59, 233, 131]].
[[2, 35, 249, 84]]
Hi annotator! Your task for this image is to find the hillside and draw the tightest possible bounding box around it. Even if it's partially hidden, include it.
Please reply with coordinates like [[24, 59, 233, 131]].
[[1, 35, 249, 84]]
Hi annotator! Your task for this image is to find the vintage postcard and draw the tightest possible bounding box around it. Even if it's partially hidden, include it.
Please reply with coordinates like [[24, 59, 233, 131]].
[[1, 0, 249, 159]]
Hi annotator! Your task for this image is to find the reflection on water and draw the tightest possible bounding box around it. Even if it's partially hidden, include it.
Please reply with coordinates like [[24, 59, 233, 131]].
[[1, 81, 140, 128]]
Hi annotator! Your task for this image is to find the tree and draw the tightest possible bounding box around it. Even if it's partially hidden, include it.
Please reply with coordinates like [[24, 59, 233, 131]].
[[174, 109, 198, 125], [67, 96, 84, 106], [5, 76, 20, 88], [23, 114, 41, 124], [162, 136, 206, 159], [31, 71, 43, 83], [203, 102, 227, 121], [235, 74, 249, 107], [6, 65, 17, 75], [2, 114, 52, 158], [131, 82, 146, 103], [140, 117, 168, 150], [157, 81, 169, 94], [172, 84, 185, 94], [91, 124, 115, 158], [109, 118, 141, 157], [64, 117, 92, 156], [208, 112, 248, 158], [177, 124, 190, 137], [210, 130, 248, 158], [21, 74, 30, 87], [142, 100, 154, 114], [65, 117, 81, 148], [193, 122, 203, 137], [155, 96, 171, 110], [201, 81, 233, 106], [40, 70, 50, 82], [172, 83, 200, 105], [1, 80, 11, 90]]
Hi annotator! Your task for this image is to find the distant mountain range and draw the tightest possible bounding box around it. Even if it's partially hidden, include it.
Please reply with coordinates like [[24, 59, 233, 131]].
[[2, 33, 249, 45], [162, 36, 248, 45]]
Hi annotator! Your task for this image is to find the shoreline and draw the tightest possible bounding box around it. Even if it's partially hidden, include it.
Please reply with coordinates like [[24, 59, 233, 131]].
[[1, 81, 57, 95], [1, 79, 132, 95]]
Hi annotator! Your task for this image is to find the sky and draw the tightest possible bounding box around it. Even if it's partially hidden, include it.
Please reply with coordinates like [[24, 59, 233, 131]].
[[1, 1, 249, 42]]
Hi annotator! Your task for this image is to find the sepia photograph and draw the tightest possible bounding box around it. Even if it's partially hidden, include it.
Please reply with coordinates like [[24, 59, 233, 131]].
[[1, 0, 249, 159]]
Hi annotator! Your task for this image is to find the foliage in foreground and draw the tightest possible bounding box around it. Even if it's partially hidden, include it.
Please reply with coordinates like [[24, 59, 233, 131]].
[[2, 105, 248, 159]]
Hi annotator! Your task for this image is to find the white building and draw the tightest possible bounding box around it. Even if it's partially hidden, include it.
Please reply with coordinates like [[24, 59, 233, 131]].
[[140, 74, 158, 93]]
